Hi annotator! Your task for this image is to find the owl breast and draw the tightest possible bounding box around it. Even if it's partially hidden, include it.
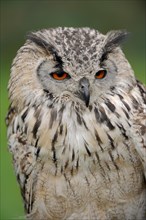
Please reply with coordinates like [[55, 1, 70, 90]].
[[8, 93, 146, 219]]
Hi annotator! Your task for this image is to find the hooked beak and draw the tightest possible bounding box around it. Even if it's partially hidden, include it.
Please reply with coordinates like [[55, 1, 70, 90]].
[[79, 77, 90, 107]]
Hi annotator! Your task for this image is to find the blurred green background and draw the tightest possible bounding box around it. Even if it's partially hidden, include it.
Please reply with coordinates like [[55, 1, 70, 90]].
[[0, 0, 145, 219]]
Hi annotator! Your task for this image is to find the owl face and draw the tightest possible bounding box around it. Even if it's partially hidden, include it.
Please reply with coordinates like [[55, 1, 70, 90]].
[[36, 51, 117, 107], [9, 27, 135, 110]]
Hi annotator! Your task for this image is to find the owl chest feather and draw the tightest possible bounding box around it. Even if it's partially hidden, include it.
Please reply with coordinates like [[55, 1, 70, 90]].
[[8, 98, 146, 219]]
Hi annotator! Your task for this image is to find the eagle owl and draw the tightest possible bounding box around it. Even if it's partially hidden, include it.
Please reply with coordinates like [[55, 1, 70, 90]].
[[6, 27, 146, 220]]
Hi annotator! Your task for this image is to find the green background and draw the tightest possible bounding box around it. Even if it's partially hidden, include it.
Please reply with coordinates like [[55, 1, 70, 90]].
[[0, 0, 145, 219]]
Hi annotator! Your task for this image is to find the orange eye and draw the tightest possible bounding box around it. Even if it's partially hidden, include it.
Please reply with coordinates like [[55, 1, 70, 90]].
[[95, 70, 107, 79], [50, 71, 70, 80]]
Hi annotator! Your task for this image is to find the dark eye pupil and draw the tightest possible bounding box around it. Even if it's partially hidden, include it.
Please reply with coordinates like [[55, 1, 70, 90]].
[[57, 72, 64, 77]]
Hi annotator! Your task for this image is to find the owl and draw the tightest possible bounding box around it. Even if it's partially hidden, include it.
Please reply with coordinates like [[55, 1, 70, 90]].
[[6, 27, 146, 220]]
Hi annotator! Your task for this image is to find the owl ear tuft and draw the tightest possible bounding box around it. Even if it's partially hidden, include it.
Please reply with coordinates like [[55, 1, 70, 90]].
[[27, 32, 63, 65], [104, 30, 130, 53], [27, 32, 49, 50]]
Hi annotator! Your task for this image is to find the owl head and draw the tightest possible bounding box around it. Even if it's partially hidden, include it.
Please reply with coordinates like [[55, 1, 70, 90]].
[[9, 27, 135, 110]]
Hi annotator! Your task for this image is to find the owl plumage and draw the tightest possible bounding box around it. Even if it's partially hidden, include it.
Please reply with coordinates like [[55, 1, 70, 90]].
[[6, 27, 146, 220]]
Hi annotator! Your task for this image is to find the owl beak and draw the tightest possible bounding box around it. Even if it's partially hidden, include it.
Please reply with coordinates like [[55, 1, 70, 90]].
[[79, 77, 90, 107]]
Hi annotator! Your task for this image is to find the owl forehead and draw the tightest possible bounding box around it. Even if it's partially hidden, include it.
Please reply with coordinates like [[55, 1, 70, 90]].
[[37, 28, 105, 74]]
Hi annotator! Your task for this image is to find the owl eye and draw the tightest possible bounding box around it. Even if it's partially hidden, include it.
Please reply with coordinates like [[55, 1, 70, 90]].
[[50, 71, 70, 81], [95, 70, 107, 79]]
